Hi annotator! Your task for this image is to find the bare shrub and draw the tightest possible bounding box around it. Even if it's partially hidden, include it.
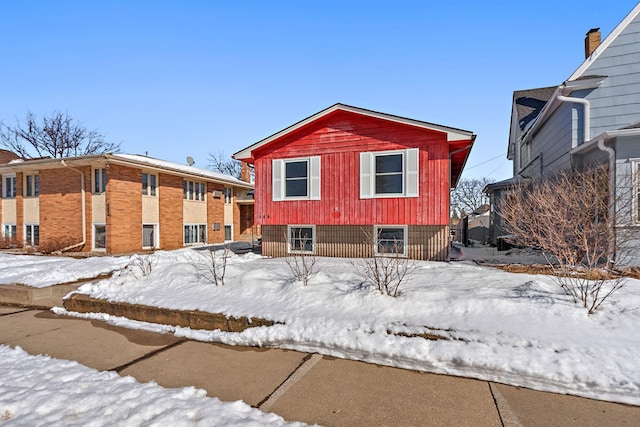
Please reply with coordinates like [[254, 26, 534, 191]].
[[284, 229, 318, 286], [352, 229, 417, 297], [190, 244, 231, 286], [0, 235, 19, 249], [128, 253, 157, 278], [500, 165, 631, 314], [38, 236, 79, 254]]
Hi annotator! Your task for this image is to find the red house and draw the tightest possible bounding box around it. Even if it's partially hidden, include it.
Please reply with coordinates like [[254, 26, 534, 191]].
[[233, 104, 475, 261]]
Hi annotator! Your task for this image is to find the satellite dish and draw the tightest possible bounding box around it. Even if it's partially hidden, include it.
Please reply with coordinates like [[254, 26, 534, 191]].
[[186, 156, 195, 166]]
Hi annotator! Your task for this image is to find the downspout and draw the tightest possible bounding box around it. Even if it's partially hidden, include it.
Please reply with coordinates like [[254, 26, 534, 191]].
[[557, 95, 590, 145], [60, 160, 86, 252], [597, 137, 616, 264]]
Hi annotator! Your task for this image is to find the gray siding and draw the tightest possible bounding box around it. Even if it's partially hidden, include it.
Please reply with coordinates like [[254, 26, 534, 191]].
[[584, 18, 640, 135]]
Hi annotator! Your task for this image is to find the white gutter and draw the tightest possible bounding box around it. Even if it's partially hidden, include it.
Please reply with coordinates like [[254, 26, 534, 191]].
[[60, 160, 86, 252], [557, 95, 590, 145]]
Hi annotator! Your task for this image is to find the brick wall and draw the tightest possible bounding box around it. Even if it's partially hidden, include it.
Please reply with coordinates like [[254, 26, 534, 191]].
[[106, 164, 142, 253], [39, 167, 89, 251], [207, 183, 225, 244], [159, 173, 183, 249]]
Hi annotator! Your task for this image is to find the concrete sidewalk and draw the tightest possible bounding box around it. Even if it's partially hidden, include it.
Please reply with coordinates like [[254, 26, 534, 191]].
[[1, 306, 638, 426]]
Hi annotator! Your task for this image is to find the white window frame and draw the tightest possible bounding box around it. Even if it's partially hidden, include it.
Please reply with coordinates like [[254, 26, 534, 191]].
[[24, 223, 40, 246], [184, 223, 207, 245], [25, 173, 40, 197], [287, 225, 316, 254], [3, 174, 16, 198], [360, 149, 418, 199], [142, 172, 157, 197], [93, 168, 106, 194], [272, 157, 321, 201], [93, 223, 106, 251], [142, 223, 159, 249], [373, 225, 408, 257], [223, 187, 233, 204], [2, 224, 17, 239], [224, 224, 233, 242], [183, 180, 205, 201]]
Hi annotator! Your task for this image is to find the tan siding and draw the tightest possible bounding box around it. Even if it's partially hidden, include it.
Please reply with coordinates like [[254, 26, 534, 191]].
[[1, 199, 16, 223], [262, 224, 449, 261], [92, 194, 106, 223], [142, 195, 159, 223], [23, 198, 39, 224], [183, 200, 207, 224]]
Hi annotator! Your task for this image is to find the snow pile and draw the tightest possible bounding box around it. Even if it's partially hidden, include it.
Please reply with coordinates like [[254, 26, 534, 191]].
[[0, 253, 131, 288], [0, 345, 304, 426], [46, 248, 640, 406]]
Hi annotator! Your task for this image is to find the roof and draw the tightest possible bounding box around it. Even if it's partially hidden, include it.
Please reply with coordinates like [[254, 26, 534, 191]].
[[233, 103, 475, 161], [0, 149, 20, 165], [507, 86, 557, 159], [233, 103, 475, 187], [507, 3, 640, 158], [568, 3, 640, 81], [0, 153, 253, 188]]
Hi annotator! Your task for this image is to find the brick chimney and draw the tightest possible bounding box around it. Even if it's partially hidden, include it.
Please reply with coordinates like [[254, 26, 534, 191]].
[[240, 161, 252, 183], [584, 28, 601, 58]]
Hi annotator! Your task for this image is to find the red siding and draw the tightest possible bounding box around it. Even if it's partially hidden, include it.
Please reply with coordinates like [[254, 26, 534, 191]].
[[254, 110, 452, 226]]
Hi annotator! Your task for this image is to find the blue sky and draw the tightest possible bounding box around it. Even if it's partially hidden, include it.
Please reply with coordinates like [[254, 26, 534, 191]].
[[1, 1, 636, 182]]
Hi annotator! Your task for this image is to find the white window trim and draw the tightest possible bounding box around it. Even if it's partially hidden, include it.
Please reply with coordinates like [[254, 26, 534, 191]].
[[287, 224, 316, 254], [24, 223, 39, 246], [142, 223, 159, 249], [142, 172, 158, 197], [224, 224, 233, 242], [93, 223, 107, 252], [184, 223, 207, 245], [93, 168, 106, 194], [373, 225, 408, 257], [183, 180, 206, 202], [3, 173, 16, 198], [2, 223, 17, 239], [25, 173, 40, 198], [360, 149, 419, 199], [272, 157, 321, 201]]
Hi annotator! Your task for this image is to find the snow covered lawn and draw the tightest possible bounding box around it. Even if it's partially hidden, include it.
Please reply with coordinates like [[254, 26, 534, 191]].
[[0, 346, 303, 426], [3, 248, 640, 406]]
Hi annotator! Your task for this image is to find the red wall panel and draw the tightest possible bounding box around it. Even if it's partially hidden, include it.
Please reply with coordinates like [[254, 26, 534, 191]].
[[254, 110, 452, 226]]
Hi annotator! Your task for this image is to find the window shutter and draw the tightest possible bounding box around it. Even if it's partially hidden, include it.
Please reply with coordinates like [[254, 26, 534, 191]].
[[405, 148, 419, 197], [272, 159, 283, 201], [360, 152, 373, 198], [309, 156, 321, 200]]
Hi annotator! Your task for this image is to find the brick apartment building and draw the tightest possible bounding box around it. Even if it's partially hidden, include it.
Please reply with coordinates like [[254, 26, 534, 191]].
[[0, 153, 255, 254]]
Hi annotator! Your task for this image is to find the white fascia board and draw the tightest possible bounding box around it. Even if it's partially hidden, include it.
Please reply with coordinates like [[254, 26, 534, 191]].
[[233, 103, 475, 161], [570, 128, 640, 155], [568, 3, 640, 81]]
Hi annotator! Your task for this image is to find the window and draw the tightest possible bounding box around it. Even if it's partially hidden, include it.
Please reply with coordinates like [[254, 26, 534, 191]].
[[184, 224, 207, 244], [360, 149, 418, 198], [272, 157, 321, 201], [183, 180, 205, 201], [94, 224, 106, 250], [142, 224, 157, 248], [25, 224, 39, 246], [2, 224, 16, 239], [223, 187, 233, 204], [94, 168, 106, 193], [520, 140, 531, 169], [26, 174, 39, 197], [142, 173, 157, 196], [224, 224, 232, 241], [374, 226, 407, 256], [288, 225, 315, 253], [3, 175, 16, 198], [375, 154, 403, 194]]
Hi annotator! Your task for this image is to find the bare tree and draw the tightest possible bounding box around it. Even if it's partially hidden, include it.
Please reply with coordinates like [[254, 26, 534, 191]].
[[208, 150, 242, 178], [450, 177, 493, 218], [0, 111, 120, 159], [500, 165, 632, 314], [284, 230, 318, 286], [190, 244, 232, 286], [352, 229, 417, 297]]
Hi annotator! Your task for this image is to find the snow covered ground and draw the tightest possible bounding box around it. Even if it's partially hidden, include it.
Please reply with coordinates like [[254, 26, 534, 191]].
[[0, 346, 303, 426], [3, 247, 640, 406]]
